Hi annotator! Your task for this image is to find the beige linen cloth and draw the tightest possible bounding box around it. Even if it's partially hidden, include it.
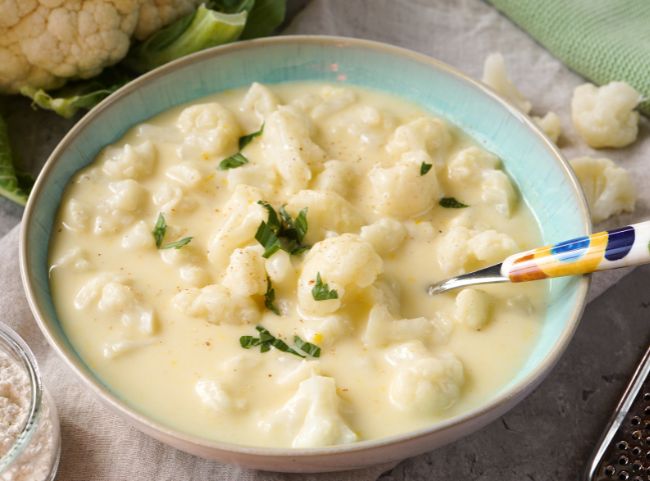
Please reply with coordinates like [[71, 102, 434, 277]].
[[1, 0, 648, 479]]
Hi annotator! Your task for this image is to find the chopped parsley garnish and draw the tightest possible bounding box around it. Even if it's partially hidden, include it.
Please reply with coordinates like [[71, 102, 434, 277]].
[[218, 152, 249, 170], [294, 335, 321, 358], [217, 124, 264, 170], [420, 162, 433, 176], [239, 326, 308, 358], [311, 272, 338, 301], [238, 123, 264, 150], [439, 197, 469, 208], [151, 213, 193, 249], [264, 276, 280, 315], [255, 201, 309, 258]]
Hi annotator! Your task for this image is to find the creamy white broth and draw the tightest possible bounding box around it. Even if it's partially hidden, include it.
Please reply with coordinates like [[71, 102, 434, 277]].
[[48, 82, 547, 448]]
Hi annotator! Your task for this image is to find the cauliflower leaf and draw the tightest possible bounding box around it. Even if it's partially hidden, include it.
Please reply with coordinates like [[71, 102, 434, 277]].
[[0, 113, 32, 205]]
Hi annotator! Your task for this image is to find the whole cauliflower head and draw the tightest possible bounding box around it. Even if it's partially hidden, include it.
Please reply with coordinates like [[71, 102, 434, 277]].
[[0, 0, 201, 94], [571, 81, 641, 149]]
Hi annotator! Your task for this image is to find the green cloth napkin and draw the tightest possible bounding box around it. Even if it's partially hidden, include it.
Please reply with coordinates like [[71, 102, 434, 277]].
[[489, 0, 650, 116]]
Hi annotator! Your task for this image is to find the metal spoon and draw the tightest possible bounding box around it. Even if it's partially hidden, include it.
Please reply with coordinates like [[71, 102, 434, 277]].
[[428, 221, 650, 296]]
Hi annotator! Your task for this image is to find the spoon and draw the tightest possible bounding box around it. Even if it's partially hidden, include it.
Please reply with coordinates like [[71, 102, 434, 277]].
[[427, 221, 650, 295]]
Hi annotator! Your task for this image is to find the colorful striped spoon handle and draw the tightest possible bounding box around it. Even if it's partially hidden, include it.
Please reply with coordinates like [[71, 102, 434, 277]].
[[502, 221, 650, 282]]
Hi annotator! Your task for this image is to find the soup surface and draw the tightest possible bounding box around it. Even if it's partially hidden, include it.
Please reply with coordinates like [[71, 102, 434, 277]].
[[49, 82, 547, 448]]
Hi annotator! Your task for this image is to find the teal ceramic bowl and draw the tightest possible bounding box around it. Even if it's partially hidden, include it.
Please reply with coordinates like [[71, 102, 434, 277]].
[[20, 36, 590, 472]]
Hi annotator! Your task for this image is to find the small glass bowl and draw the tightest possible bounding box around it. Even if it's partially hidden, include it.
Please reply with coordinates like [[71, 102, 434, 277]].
[[0, 323, 61, 481]]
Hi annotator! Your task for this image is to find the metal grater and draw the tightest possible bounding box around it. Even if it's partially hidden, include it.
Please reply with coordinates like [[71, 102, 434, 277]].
[[585, 346, 650, 481]]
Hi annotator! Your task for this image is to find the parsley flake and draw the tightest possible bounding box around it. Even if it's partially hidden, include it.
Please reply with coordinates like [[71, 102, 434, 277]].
[[439, 197, 469, 208], [161, 237, 193, 250], [218, 152, 249, 170], [152, 213, 193, 250], [294, 336, 321, 358], [239, 326, 306, 358], [420, 162, 433, 176], [264, 276, 280, 315], [311, 272, 338, 301], [255, 201, 310, 258], [238, 123, 264, 150]]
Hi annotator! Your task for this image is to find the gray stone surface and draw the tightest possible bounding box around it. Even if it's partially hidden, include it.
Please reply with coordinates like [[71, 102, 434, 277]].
[[379, 266, 650, 481]]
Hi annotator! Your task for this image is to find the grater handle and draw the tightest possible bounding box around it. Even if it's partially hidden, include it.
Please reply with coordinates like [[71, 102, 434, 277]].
[[501, 221, 650, 282]]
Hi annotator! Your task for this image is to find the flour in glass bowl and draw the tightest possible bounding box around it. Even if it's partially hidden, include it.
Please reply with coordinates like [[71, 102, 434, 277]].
[[0, 349, 58, 481]]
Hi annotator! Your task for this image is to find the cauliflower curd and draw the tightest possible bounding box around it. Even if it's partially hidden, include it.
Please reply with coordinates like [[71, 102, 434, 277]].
[[48, 82, 547, 448]]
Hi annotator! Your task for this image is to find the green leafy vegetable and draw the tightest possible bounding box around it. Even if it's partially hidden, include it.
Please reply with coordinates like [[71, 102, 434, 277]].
[[240, 0, 287, 39], [294, 335, 321, 358], [0, 114, 32, 206], [238, 123, 264, 150], [311, 273, 338, 301], [239, 326, 306, 358], [255, 201, 309, 257], [420, 162, 432, 176], [152, 213, 193, 249], [264, 276, 280, 315], [439, 197, 469, 208], [125, 5, 247, 74], [218, 152, 249, 170]]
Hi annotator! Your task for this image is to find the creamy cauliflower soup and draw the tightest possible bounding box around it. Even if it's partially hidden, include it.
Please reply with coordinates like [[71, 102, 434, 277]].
[[48, 82, 547, 448]]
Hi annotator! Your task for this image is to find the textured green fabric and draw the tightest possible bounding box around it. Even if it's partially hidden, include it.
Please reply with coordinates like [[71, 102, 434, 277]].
[[489, 0, 650, 116]]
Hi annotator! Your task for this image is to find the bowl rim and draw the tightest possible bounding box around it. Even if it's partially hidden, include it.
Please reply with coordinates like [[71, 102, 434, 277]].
[[19, 34, 591, 458]]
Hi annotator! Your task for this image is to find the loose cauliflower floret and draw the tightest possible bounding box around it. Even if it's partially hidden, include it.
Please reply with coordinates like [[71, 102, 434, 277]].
[[265, 249, 294, 284], [571, 81, 641, 148], [195, 378, 244, 413], [570, 156, 636, 223], [177, 102, 241, 159], [455, 288, 493, 330], [285, 190, 363, 244], [388, 351, 464, 414], [179, 264, 210, 287], [369, 151, 441, 219], [437, 226, 518, 274], [260, 375, 357, 448], [240, 82, 279, 122], [482, 53, 532, 114], [174, 284, 261, 325], [105, 179, 147, 212], [121, 220, 154, 249], [447, 147, 500, 183], [262, 106, 326, 194], [360, 218, 407, 255], [165, 162, 206, 188], [298, 234, 383, 317], [1, 1, 140, 94], [103, 141, 157, 180], [152, 182, 195, 214], [313, 160, 356, 197], [221, 247, 267, 297], [363, 305, 452, 347], [480, 169, 517, 218], [207, 185, 266, 267], [386, 117, 451, 161], [532, 112, 562, 144]]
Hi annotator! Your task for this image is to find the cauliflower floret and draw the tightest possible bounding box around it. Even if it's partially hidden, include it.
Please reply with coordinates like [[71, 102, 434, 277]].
[[369, 151, 441, 219], [1, 1, 140, 93], [195, 378, 244, 413], [455, 288, 493, 330], [313, 160, 356, 197], [207, 185, 266, 267], [165, 162, 206, 188], [50, 247, 91, 273], [178, 264, 210, 287], [62, 198, 91, 232], [571, 81, 641, 148], [226, 163, 279, 194], [240, 82, 279, 122], [103, 141, 157, 180], [265, 249, 294, 284], [386, 117, 451, 161], [532, 112, 562, 144], [177, 102, 241, 159], [360, 218, 407, 255], [134, 0, 202, 40], [482, 53, 532, 114], [388, 349, 464, 414], [570, 156, 636, 223], [121, 220, 154, 249], [285, 190, 363, 245], [221, 247, 267, 297], [298, 234, 383, 317], [447, 147, 500, 183], [310, 86, 357, 120], [363, 305, 452, 347], [437, 225, 518, 275], [480, 169, 517, 218], [105, 179, 147, 212], [152, 182, 195, 214], [102, 338, 156, 359], [259, 375, 357, 448], [262, 106, 326, 194], [173, 284, 260, 325]]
